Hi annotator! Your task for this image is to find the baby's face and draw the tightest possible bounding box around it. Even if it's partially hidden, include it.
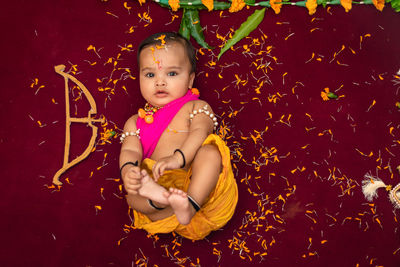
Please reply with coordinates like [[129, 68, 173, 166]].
[[139, 41, 195, 108]]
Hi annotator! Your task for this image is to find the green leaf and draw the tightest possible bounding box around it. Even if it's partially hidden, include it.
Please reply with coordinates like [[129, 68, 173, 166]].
[[179, 10, 191, 40], [218, 8, 266, 60], [245, 0, 256, 5], [247, 1, 271, 7], [212, 1, 232, 10], [389, 0, 400, 11], [317, 0, 331, 8], [327, 92, 338, 99], [185, 9, 213, 49]]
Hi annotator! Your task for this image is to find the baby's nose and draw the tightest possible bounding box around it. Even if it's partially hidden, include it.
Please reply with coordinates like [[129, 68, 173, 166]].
[[156, 78, 166, 86]]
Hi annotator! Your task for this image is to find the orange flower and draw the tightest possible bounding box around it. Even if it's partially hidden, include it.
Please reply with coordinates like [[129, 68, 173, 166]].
[[321, 88, 330, 101], [138, 108, 146, 118], [321, 87, 338, 101], [270, 0, 282, 14], [202, 0, 214, 11], [229, 0, 246, 13], [305, 0, 318, 15], [168, 0, 180, 11], [191, 88, 200, 95], [145, 115, 154, 124], [340, 0, 352, 12], [138, 0, 146, 6], [372, 0, 384, 11]]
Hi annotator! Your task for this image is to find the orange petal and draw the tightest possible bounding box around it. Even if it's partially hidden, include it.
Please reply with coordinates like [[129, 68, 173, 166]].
[[191, 88, 200, 95], [138, 108, 146, 118], [145, 115, 154, 124]]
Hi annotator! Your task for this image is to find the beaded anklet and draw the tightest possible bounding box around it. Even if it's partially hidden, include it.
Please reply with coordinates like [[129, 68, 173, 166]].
[[189, 105, 218, 130], [120, 129, 140, 143]]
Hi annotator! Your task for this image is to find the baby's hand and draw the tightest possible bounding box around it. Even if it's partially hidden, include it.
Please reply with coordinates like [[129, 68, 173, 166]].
[[122, 166, 142, 195], [152, 153, 183, 180]]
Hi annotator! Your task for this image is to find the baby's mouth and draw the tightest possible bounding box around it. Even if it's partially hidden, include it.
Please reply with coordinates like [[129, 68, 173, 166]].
[[155, 90, 168, 97]]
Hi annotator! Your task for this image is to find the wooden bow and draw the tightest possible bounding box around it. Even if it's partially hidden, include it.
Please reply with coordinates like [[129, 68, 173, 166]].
[[53, 65, 104, 185]]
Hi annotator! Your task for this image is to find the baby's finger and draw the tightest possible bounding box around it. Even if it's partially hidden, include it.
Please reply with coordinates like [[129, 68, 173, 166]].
[[124, 184, 137, 195], [130, 166, 141, 176], [141, 168, 148, 176], [152, 163, 161, 180], [126, 184, 141, 191], [151, 164, 157, 179], [127, 189, 138, 195], [127, 166, 140, 175], [127, 172, 141, 181], [156, 162, 167, 180], [128, 178, 140, 186], [159, 164, 167, 177]]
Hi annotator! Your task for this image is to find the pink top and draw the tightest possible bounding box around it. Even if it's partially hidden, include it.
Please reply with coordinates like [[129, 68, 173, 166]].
[[137, 90, 199, 159]]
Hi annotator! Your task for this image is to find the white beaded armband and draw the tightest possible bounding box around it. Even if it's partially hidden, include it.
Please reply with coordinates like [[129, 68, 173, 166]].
[[120, 129, 140, 143], [189, 105, 218, 130]]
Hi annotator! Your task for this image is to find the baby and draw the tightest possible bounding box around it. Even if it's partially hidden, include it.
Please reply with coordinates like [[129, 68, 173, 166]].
[[119, 32, 237, 240]]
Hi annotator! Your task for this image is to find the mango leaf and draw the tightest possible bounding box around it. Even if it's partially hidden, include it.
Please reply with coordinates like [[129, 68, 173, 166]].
[[185, 9, 213, 49], [179, 9, 191, 40], [218, 8, 266, 60]]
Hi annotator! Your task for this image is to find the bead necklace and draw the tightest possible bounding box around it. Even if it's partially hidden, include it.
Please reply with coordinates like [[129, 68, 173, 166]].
[[138, 103, 162, 124]]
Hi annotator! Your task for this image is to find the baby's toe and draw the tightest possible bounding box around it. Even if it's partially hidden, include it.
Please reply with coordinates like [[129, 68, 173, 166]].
[[163, 191, 171, 198]]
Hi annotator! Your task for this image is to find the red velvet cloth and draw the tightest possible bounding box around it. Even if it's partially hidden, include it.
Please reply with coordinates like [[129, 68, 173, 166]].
[[1, 0, 400, 266]]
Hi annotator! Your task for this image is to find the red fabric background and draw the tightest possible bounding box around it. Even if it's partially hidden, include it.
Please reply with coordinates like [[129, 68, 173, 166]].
[[1, 0, 400, 266]]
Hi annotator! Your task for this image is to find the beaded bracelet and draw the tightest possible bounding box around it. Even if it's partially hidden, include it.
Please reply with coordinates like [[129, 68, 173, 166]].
[[189, 105, 218, 131], [120, 129, 140, 143]]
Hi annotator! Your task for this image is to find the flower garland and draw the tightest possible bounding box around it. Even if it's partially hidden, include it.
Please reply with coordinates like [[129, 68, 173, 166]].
[[141, 0, 399, 59], [149, 0, 399, 13]]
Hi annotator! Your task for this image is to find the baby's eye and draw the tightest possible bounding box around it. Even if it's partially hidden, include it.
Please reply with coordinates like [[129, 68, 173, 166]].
[[145, 73, 154, 78], [168, 71, 177, 76]]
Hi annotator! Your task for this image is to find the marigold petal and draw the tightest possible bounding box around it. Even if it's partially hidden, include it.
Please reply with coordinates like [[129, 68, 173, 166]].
[[168, 0, 180, 11], [229, 0, 246, 13], [270, 0, 282, 14], [306, 0, 318, 15], [340, 0, 352, 12], [372, 0, 384, 11], [201, 0, 214, 11]]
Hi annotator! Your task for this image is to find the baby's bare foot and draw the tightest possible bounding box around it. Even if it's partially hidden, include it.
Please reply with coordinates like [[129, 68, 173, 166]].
[[138, 170, 169, 206], [167, 188, 195, 225]]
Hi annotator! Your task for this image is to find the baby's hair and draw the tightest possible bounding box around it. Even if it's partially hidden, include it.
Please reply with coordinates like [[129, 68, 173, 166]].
[[137, 32, 196, 73]]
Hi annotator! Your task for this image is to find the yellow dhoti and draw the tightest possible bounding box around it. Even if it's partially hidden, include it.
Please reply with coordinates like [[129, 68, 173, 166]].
[[133, 134, 238, 240]]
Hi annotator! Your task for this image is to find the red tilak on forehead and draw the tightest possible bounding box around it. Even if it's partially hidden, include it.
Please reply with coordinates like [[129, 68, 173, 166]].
[[150, 46, 163, 69]]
